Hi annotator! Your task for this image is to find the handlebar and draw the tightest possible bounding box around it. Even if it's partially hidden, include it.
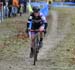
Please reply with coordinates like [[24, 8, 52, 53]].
[[28, 29, 45, 32]]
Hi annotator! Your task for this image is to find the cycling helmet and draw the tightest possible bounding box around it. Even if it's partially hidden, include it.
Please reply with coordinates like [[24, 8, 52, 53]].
[[32, 6, 40, 13]]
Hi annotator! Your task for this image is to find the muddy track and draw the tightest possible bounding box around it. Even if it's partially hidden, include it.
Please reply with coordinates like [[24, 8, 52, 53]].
[[0, 11, 71, 70]]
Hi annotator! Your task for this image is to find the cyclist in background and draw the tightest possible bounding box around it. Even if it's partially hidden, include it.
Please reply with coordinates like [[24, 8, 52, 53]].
[[26, 6, 48, 58]]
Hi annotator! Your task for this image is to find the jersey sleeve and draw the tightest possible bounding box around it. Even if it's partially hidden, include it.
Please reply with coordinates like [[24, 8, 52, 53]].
[[40, 13, 47, 23], [40, 13, 48, 29], [27, 15, 32, 23], [27, 14, 33, 29]]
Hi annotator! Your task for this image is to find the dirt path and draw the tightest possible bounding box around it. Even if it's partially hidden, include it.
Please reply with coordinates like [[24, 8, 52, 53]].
[[38, 11, 58, 59], [38, 10, 71, 60], [0, 11, 71, 70]]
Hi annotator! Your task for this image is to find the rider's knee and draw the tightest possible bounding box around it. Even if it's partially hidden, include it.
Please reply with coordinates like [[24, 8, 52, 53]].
[[40, 32, 43, 37], [31, 36, 35, 41]]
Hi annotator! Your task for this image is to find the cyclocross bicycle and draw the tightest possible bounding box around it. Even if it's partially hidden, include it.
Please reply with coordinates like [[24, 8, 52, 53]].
[[29, 30, 44, 65]]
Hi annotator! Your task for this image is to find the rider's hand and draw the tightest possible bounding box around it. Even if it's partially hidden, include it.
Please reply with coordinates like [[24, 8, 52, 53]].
[[39, 26, 44, 32]]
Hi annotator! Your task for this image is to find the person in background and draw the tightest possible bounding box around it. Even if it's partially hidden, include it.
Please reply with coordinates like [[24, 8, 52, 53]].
[[8, 0, 13, 17], [23, 0, 27, 13], [19, 0, 27, 13], [0, 0, 9, 18], [46, 0, 53, 9], [12, 0, 19, 17], [19, 4, 24, 16], [1, 0, 6, 6], [46, 0, 53, 4], [18, 0, 24, 16], [4, 0, 9, 18]]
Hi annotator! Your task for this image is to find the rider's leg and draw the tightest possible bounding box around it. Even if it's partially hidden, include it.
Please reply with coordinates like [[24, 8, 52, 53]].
[[44, 22, 48, 36], [40, 32, 43, 42], [38, 32, 43, 50], [30, 32, 35, 58]]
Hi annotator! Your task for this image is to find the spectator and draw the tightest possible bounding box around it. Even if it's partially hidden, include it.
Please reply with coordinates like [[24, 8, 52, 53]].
[[18, 0, 23, 15], [4, 0, 9, 18], [19, 0, 27, 13], [23, 0, 27, 13], [1, 0, 6, 6], [8, 0, 13, 17], [12, 0, 19, 16], [19, 4, 24, 16], [0, 0, 9, 18]]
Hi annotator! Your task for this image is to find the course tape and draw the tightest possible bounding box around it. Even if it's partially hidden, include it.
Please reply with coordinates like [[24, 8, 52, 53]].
[[52, 2, 75, 8]]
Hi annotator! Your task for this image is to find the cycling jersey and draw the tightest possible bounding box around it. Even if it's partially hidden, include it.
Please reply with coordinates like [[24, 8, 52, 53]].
[[27, 12, 47, 30]]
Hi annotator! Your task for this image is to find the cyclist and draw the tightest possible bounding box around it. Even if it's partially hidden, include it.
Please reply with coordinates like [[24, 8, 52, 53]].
[[26, 6, 48, 58]]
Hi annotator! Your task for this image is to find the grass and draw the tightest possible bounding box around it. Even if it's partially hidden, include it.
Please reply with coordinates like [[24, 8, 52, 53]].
[[47, 8, 75, 70], [0, 14, 29, 60]]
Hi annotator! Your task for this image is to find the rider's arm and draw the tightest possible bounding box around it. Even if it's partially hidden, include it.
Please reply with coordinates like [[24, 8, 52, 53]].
[[26, 14, 33, 33], [40, 13, 48, 29], [27, 15, 33, 30]]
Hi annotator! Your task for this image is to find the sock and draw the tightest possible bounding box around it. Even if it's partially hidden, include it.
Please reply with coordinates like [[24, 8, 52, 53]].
[[31, 47, 33, 53], [40, 38, 43, 42]]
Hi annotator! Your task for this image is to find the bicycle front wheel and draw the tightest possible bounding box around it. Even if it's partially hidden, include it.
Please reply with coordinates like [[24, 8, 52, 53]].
[[33, 48, 38, 65]]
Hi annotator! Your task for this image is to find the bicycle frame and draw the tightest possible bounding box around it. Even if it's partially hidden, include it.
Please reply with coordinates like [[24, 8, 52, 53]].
[[29, 30, 45, 65]]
